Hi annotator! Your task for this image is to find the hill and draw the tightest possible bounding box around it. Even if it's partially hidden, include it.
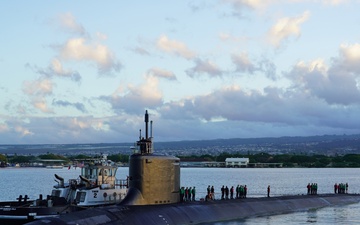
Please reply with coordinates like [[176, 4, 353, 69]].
[[1, 134, 359, 156]]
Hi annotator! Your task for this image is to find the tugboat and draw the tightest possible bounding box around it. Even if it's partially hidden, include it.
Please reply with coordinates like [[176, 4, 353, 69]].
[[73, 154, 128, 206], [0, 154, 128, 225]]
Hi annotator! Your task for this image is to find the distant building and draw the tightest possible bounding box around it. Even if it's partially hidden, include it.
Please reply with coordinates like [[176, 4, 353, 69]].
[[225, 158, 249, 168]]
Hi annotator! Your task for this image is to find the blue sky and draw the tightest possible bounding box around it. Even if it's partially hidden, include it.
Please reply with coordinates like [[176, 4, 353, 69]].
[[1, 0, 360, 144]]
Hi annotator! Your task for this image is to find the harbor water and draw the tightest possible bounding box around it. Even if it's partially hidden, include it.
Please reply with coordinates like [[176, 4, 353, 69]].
[[1, 167, 360, 224]]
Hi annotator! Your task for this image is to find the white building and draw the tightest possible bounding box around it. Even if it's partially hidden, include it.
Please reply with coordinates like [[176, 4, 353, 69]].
[[225, 158, 249, 168]]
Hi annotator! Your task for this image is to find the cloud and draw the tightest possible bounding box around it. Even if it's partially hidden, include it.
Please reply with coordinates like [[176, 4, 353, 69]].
[[33, 58, 81, 82], [336, 43, 360, 72], [147, 68, 177, 80], [156, 35, 196, 59], [15, 126, 34, 137], [132, 47, 150, 56], [231, 53, 277, 80], [0, 123, 9, 133], [223, 0, 271, 11], [322, 0, 348, 5], [0, 115, 147, 144], [232, 52, 257, 74], [23, 78, 53, 96], [59, 38, 122, 74], [158, 82, 360, 138], [52, 99, 87, 113], [186, 58, 224, 78], [219, 32, 250, 43], [104, 76, 163, 114], [267, 11, 310, 48], [286, 54, 360, 105], [22, 78, 54, 113], [57, 12, 86, 35]]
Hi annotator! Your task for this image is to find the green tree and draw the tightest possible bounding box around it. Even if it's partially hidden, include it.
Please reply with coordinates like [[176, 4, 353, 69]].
[[0, 154, 6, 162], [8, 155, 36, 164], [108, 154, 129, 163]]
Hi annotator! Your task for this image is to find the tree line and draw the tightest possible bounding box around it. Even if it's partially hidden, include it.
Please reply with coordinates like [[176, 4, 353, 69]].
[[2, 152, 360, 168]]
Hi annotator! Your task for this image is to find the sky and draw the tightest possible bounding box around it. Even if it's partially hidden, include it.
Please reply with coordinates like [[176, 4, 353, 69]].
[[1, 0, 360, 144]]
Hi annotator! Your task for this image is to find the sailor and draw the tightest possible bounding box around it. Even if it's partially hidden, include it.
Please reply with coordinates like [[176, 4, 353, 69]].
[[307, 183, 311, 195], [267, 185, 270, 197], [211, 186, 215, 200], [192, 186, 196, 201], [240, 185, 244, 198], [185, 187, 189, 201], [180, 187, 185, 202], [334, 183, 338, 194], [207, 185, 211, 196], [188, 187, 192, 201], [225, 186, 229, 199], [221, 185, 225, 200], [244, 185, 247, 198], [230, 186, 234, 199], [236, 185, 239, 199]]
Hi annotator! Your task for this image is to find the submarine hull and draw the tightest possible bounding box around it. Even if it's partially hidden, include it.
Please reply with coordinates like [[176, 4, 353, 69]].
[[25, 194, 360, 225]]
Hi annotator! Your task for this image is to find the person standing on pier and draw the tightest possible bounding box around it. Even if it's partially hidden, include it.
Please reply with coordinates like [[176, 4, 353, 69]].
[[267, 185, 270, 197]]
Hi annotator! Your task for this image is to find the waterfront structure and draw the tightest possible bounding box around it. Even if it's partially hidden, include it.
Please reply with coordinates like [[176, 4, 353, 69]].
[[225, 157, 249, 167]]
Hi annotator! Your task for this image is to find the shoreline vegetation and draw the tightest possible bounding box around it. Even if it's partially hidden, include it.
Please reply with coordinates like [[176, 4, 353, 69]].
[[2, 152, 360, 168]]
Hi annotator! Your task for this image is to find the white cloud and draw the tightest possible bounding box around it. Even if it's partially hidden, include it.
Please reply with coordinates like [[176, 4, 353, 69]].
[[57, 12, 86, 35], [287, 57, 360, 105], [267, 11, 310, 48], [156, 35, 196, 59], [23, 78, 53, 96], [34, 58, 81, 82], [322, 0, 348, 5], [15, 126, 33, 137], [22, 79, 54, 113], [337, 43, 360, 72], [33, 98, 54, 113], [106, 76, 163, 114], [59, 38, 122, 74]]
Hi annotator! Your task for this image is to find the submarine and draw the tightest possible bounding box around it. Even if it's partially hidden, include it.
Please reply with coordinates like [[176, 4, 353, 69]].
[[26, 110, 360, 225]]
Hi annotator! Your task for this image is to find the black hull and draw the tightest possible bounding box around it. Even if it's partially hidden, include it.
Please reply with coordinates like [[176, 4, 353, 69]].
[[0, 204, 82, 225], [25, 194, 360, 225]]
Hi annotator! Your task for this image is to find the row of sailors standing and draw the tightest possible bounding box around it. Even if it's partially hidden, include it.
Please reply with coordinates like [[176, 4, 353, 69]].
[[307, 183, 318, 195], [334, 183, 348, 194], [206, 185, 247, 200], [180, 186, 196, 202]]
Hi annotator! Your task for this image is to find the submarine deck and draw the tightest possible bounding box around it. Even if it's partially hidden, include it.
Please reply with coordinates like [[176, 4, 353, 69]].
[[26, 194, 360, 225]]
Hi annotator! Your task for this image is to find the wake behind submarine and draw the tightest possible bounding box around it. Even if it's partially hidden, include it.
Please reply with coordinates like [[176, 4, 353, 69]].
[[26, 111, 360, 225]]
